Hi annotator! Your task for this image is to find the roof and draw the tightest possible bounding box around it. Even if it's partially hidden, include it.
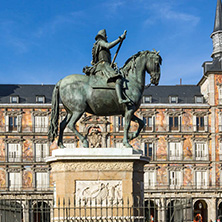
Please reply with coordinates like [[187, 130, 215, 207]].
[[143, 85, 204, 104], [0, 84, 205, 105], [0, 84, 54, 104], [213, 0, 222, 33]]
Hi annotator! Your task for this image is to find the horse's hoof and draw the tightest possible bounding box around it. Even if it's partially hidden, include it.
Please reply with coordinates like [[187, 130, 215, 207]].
[[83, 141, 89, 148], [123, 142, 133, 148], [59, 144, 66, 149]]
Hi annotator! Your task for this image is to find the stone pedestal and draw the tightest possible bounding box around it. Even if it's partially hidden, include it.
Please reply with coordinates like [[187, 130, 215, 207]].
[[46, 148, 149, 219]]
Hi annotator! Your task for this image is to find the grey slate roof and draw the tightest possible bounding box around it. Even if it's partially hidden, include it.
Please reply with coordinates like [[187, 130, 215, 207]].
[[0, 84, 204, 104], [213, 0, 222, 33], [143, 85, 205, 104], [0, 84, 54, 104]]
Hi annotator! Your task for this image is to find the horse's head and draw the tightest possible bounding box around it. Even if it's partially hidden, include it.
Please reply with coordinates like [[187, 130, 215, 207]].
[[146, 50, 162, 86]]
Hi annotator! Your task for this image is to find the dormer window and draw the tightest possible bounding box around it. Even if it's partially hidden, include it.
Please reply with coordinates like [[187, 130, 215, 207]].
[[143, 96, 152, 103], [36, 96, 45, 103], [10, 96, 19, 103], [169, 96, 178, 104], [195, 96, 203, 104]]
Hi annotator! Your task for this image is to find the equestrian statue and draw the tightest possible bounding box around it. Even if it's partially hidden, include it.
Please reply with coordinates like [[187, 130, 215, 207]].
[[48, 29, 162, 148]]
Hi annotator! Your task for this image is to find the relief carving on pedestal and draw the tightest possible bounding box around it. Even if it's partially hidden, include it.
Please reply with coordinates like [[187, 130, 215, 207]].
[[76, 180, 122, 206], [51, 161, 133, 172]]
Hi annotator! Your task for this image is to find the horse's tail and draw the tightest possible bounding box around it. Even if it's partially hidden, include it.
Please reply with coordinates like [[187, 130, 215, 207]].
[[48, 80, 61, 142]]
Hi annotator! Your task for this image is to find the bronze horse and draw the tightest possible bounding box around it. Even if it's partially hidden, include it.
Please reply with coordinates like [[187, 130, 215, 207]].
[[48, 50, 162, 148]]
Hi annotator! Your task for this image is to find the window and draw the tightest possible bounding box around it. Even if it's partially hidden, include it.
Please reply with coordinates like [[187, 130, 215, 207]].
[[10, 96, 19, 103], [196, 116, 204, 131], [195, 143, 208, 160], [115, 141, 123, 148], [169, 116, 179, 131], [64, 143, 75, 149], [143, 96, 152, 103], [36, 96, 45, 103], [143, 116, 153, 131], [169, 171, 182, 188], [36, 172, 48, 190], [195, 96, 203, 103], [9, 172, 21, 190], [118, 116, 124, 131], [35, 144, 48, 162], [9, 116, 17, 132], [196, 171, 207, 189], [34, 116, 48, 132], [169, 96, 178, 103], [144, 171, 155, 188], [219, 86, 222, 105], [144, 143, 153, 159], [8, 144, 21, 162], [169, 142, 182, 160], [5, 114, 22, 132]]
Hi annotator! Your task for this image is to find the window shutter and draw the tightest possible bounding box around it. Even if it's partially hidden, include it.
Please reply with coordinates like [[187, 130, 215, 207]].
[[193, 115, 197, 131], [17, 115, 22, 132], [5, 115, 9, 132], [152, 116, 155, 132], [144, 171, 148, 188], [36, 144, 42, 162], [219, 114, 222, 132], [166, 115, 169, 131], [43, 144, 48, 158], [204, 116, 208, 132]]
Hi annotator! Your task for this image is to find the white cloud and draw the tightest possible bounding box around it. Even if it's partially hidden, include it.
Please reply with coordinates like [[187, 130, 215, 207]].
[[144, 2, 200, 27]]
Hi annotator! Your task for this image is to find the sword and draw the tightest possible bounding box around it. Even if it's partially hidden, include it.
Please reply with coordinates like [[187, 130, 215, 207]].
[[111, 30, 127, 67]]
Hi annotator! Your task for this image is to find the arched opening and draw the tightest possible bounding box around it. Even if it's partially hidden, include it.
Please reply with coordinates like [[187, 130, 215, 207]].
[[166, 200, 184, 222], [217, 202, 222, 221], [32, 201, 50, 222], [194, 200, 208, 222], [145, 200, 158, 222], [0, 200, 23, 222]]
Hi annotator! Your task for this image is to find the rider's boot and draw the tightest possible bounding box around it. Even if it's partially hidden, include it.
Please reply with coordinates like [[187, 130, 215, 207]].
[[115, 78, 130, 104]]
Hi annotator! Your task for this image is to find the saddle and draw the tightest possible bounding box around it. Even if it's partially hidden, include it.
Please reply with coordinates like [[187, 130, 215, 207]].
[[83, 62, 125, 89]]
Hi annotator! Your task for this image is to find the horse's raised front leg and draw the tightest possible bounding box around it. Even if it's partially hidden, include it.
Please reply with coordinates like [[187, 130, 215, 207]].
[[123, 108, 134, 148], [58, 113, 72, 148], [128, 114, 145, 141], [67, 111, 89, 148]]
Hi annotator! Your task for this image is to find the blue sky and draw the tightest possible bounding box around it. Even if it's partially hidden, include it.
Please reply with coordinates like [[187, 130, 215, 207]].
[[0, 0, 218, 85]]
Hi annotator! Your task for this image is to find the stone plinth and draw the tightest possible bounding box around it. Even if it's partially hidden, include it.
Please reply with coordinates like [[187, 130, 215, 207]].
[[46, 148, 149, 218]]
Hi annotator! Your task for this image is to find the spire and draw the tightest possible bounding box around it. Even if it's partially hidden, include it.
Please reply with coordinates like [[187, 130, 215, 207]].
[[211, 0, 222, 59], [213, 0, 222, 32]]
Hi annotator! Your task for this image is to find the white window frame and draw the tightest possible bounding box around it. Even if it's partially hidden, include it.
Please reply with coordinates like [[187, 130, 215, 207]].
[[195, 170, 208, 189], [168, 142, 182, 160], [64, 143, 75, 149], [36, 172, 49, 191], [10, 96, 19, 103], [195, 96, 203, 103], [143, 96, 152, 103], [34, 116, 48, 132], [35, 143, 49, 162], [9, 172, 21, 190], [143, 115, 155, 132], [5, 115, 22, 132], [194, 142, 208, 161], [8, 143, 22, 162], [169, 96, 178, 103], [115, 116, 124, 132], [144, 170, 155, 189], [36, 96, 45, 103], [193, 115, 208, 132], [218, 85, 222, 105], [169, 170, 182, 189]]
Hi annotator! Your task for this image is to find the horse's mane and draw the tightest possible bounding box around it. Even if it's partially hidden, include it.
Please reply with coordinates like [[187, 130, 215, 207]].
[[120, 50, 150, 75]]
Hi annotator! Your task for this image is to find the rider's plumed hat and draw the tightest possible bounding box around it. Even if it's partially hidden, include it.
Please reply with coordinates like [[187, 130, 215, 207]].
[[95, 29, 107, 41]]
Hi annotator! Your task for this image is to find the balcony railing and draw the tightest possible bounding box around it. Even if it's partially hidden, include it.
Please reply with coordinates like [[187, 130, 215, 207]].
[[0, 185, 53, 192], [0, 155, 49, 163], [0, 124, 211, 133], [144, 183, 221, 190]]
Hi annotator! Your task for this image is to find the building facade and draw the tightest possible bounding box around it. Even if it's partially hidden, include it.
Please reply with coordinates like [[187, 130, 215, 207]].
[[1, 1, 222, 221]]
